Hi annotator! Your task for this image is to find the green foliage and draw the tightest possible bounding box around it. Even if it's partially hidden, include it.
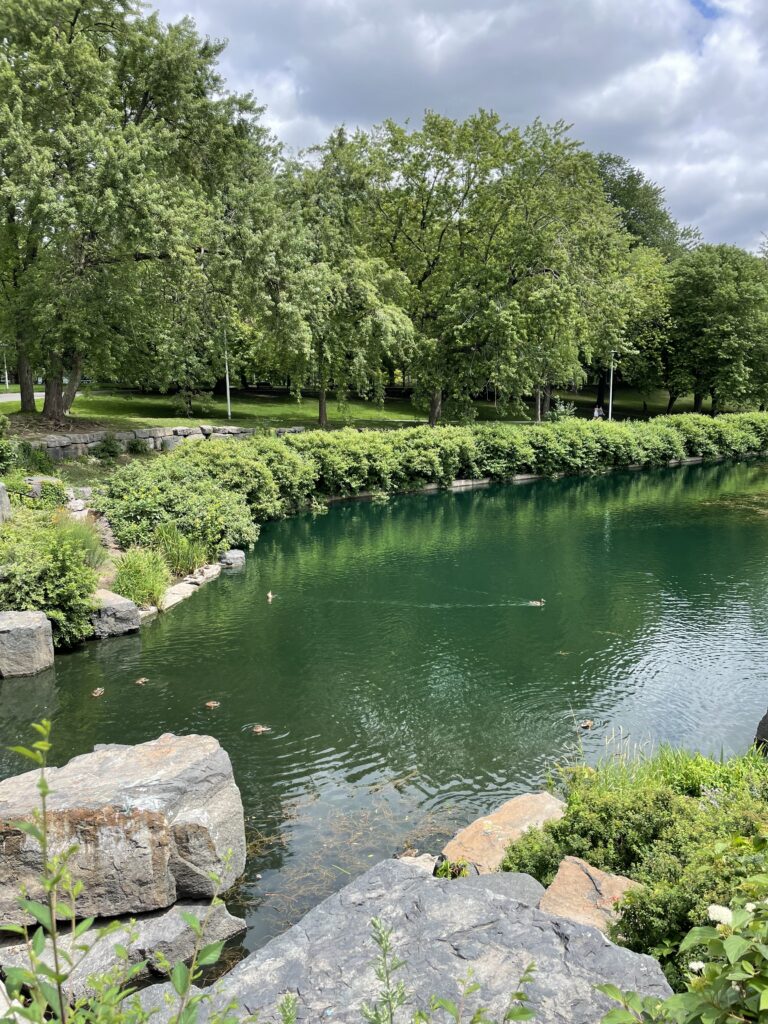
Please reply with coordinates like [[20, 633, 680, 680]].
[[2, 473, 68, 510], [52, 512, 107, 570], [126, 437, 149, 455], [434, 859, 471, 880], [502, 744, 768, 988], [600, 842, 768, 1023], [0, 510, 97, 646], [113, 547, 171, 609], [153, 523, 209, 577], [91, 434, 123, 461], [17, 444, 56, 474]]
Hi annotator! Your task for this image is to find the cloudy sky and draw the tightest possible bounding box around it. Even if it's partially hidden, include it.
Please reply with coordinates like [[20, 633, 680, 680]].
[[152, 0, 767, 249]]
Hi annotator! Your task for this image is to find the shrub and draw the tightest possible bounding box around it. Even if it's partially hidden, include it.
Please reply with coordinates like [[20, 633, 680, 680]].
[[52, 513, 108, 570], [502, 745, 768, 987], [126, 436, 149, 455], [0, 510, 97, 646], [153, 522, 209, 576], [93, 458, 257, 554], [113, 546, 171, 608], [91, 433, 123, 460]]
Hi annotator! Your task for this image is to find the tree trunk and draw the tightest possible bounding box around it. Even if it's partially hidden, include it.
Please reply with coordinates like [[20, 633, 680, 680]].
[[666, 391, 678, 414], [17, 350, 36, 414], [318, 383, 328, 428], [542, 385, 552, 418], [42, 371, 66, 425], [535, 388, 542, 423], [693, 392, 704, 414], [428, 388, 442, 427], [710, 390, 719, 417], [62, 357, 82, 414], [596, 370, 608, 409]]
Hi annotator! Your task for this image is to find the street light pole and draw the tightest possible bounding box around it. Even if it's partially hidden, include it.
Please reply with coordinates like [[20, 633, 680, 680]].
[[608, 353, 614, 421], [224, 330, 232, 421]]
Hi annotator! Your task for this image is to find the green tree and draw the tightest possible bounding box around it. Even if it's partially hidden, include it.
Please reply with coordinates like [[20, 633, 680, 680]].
[[0, 1, 274, 423], [666, 245, 768, 413], [260, 131, 414, 427]]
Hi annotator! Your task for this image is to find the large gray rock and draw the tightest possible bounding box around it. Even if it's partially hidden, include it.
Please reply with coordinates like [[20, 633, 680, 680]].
[[0, 901, 245, 1000], [219, 549, 245, 568], [0, 733, 246, 922], [200, 859, 671, 1024], [90, 588, 140, 638], [453, 870, 545, 907], [0, 611, 54, 678], [0, 482, 11, 523]]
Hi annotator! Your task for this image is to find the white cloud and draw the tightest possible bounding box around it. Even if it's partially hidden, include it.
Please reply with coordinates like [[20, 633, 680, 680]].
[[153, 0, 768, 248]]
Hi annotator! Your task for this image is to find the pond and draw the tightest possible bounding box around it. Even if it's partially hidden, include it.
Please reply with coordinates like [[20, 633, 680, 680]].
[[2, 460, 768, 955]]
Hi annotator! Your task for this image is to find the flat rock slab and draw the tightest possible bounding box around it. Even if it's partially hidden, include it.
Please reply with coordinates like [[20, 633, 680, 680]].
[[0, 611, 54, 678], [453, 871, 545, 907], [539, 857, 640, 934], [163, 582, 198, 609], [198, 859, 670, 1024], [0, 733, 246, 922], [90, 589, 140, 638], [443, 792, 565, 873], [0, 901, 245, 1000]]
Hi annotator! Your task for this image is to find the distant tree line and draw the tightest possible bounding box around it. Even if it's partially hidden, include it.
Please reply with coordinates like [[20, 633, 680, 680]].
[[2, 0, 768, 426]]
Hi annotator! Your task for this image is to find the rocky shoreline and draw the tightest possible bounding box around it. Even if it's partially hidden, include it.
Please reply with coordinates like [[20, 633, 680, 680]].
[[0, 733, 673, 1023]]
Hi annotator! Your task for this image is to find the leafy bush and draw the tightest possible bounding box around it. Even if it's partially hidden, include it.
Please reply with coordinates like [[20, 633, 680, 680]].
[[126, 436, 149, 455], [0, 412, 19, 472], [113, 546, 171, 608], [94, 458, 257, 554], [601, 840, 768, 1023], [153, 522, 209, 576], [91, 433, 123, 460], [52, 513, 108, 570], [502, 745, 768, 987], [17, 441, 56, 474], [0, 510, 97, 646]]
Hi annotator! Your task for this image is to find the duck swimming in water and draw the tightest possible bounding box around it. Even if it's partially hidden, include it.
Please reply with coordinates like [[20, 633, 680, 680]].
[[250, 724, 272, 735], [135, 677, 149, 686], [528, 598, 546, 607], [267, 591, 275, 603], [205, 700, 221, 709]]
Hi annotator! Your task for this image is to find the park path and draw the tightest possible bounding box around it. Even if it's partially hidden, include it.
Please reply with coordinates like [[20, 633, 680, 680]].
[[0, 392, 45, 403]]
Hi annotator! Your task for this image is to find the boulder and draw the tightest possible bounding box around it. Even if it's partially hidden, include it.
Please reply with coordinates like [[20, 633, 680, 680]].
[[0, 733, 246, 922], [0, 978, 22, 1022], [396, 852, 437, 873], [0, 901, 245, 1000], [219, 549, 245, 568], [442, 792, 565, 873], [23, 474, 62, 498], [139, 605, 158, 624], [0, 482, 11, 523], [0, 611, 54, 678], [539, 857, 639, 934], [198, 859, 670, 1024], [90, 589, 140, 638], [453, 870, 545, 907]]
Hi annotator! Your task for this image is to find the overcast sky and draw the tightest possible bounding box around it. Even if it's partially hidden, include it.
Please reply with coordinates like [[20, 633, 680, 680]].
[[152, 0, 767, 250]]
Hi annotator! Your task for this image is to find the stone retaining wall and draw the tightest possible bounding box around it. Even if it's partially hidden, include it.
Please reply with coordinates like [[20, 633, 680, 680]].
[[26, 424, 266, 461]]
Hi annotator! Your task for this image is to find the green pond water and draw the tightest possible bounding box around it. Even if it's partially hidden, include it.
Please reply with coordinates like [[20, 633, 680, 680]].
[[2, 460, 768, 956]]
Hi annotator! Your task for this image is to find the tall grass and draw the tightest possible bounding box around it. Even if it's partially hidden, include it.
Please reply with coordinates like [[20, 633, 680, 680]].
[[153, 522, 209, 576], [52, 513, 108, 570], [112, 547, 170, 608]]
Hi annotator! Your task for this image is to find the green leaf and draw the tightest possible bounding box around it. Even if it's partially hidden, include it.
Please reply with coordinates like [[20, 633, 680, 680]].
[[679, 926, 719, 951], [197, 940, 225, 966], [19, 900, 52, 932], [723, 935, 751, 964], [179, 911, 203, 937], [599, 1011, 638, 1024], [38, 980, 63, 1019], [595, 984, 627, 1004], [31, 926, 45, 957], [73, 917, 95, 939], [171, 961, 190, 996], [760, 989, 768, 1011]]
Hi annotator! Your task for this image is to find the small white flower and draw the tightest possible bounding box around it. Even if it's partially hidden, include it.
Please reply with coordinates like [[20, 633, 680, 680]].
[[745, 903, 756, 913], [707, 904, 733, 925], [688, 961, 705, 974]]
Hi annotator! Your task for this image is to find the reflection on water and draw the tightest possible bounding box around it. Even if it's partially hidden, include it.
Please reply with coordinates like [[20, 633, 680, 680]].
[[2, 460, 768, 952]]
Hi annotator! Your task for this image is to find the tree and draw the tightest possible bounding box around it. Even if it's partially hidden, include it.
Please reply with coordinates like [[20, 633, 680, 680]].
[[0, 1, 274, 423], [259, 131, 414, 427], [666, 245, 768, 413], [596, 152, 699, 256], [361, 114, 643, 423]]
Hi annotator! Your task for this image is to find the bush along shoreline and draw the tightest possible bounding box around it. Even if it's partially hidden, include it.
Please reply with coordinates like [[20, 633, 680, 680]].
[[3, 411, 768, 658]]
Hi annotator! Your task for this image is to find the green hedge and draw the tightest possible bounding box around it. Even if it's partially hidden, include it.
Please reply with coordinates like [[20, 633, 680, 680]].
[[93, 414, 768, 551]]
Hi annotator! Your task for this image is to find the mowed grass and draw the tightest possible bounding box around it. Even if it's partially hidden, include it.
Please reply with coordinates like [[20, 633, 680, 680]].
[[4, 385, 717, 435], [6, 390, 426, 433]]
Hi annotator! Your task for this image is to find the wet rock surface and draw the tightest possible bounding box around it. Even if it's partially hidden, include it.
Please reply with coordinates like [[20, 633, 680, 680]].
[[0, 611, 54, 678]]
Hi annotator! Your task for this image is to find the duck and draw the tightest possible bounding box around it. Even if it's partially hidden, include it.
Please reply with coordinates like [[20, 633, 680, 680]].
[[251, 724, 272, 735], [134, 677, 149, 686], [267, 591, 275, 603], [579, 719, 594, 730], [205, 700, 221, 709], [528, 598, 546, 607], [91, 688, 105, 698]]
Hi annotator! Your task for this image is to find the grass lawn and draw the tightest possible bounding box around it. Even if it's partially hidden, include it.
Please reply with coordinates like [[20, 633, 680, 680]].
[[6, 389, 427, 434], [4, 385, 717, 436]]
